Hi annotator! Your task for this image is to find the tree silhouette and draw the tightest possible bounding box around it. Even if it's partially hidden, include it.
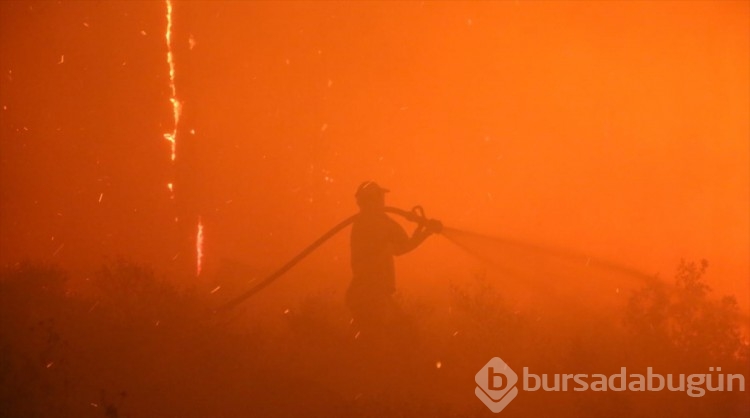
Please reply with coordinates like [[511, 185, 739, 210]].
[[626, 259, 747, 362]]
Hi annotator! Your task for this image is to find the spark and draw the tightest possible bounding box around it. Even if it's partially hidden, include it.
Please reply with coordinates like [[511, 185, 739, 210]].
[[140, 30, 147, 36], [53, 243, 64, 256], [83, 22, 89, 28], [436, 361, 442, 369], [46, 362, 54, 368], [283, 308, 290, 314], [189, 34, 196, 50], [354, 331, 361, 339], [87, 301, 99, 313], [320, 123, 328, 132], [210, 285, 221, 294], [90, 403, 98, 408], [164, 0, 181, 162], [58, 55, 64, 64], [196, 217, 204, 276], [98, 193, 103, 203]]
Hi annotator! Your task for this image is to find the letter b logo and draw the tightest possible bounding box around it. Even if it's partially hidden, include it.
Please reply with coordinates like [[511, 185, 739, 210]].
[[489, 367, 507, 390], [475, 357, 518, 413]]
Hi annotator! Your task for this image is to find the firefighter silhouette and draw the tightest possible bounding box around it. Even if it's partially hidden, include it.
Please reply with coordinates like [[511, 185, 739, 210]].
[[347, 181, 437, 338]]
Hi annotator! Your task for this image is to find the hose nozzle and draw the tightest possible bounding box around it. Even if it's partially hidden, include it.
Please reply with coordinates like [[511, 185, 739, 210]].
[[426, 218, 443, 234], [384, 206, 442, 234], [410, 206, 442, 234]]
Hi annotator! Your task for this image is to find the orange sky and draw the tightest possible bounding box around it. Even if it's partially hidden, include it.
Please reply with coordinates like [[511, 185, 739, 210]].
[[1, 1, 748, 308]]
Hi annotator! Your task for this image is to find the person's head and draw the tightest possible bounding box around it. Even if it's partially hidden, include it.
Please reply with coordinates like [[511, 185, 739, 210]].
[[355, 181, 388, 212]]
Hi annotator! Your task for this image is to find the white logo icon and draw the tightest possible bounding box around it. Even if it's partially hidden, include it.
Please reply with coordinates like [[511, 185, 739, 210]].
[[475, 357, 519, 413]]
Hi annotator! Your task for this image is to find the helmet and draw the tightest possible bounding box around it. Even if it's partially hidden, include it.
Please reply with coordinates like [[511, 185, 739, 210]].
[[355, 181, 389, 198], [355, 181, 389, 208]]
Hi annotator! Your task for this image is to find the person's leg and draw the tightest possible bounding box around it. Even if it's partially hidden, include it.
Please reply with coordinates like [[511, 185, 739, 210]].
[[382, 296, 419, 352], [346, 285, 383, 339]]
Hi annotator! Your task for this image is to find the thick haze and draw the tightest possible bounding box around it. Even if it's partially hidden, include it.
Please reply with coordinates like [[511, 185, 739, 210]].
[[1, 1, 748, 308]]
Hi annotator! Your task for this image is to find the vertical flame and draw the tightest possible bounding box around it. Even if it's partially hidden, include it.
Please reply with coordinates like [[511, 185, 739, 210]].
[[196, 217, 204, 276], [164, 0, 181, 164], [164, 1, 204, 276]]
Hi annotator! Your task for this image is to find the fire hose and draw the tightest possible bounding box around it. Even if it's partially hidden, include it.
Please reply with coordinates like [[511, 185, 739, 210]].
[[217, 206, 442, 312]]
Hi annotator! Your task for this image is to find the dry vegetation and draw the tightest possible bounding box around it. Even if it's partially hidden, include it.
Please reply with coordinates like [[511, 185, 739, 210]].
[[1, 259, 748, 417]]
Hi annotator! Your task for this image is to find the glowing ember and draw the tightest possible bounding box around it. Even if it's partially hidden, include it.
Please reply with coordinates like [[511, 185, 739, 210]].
[[196, 217, 204, 276], [211, 285, 221, 294]]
